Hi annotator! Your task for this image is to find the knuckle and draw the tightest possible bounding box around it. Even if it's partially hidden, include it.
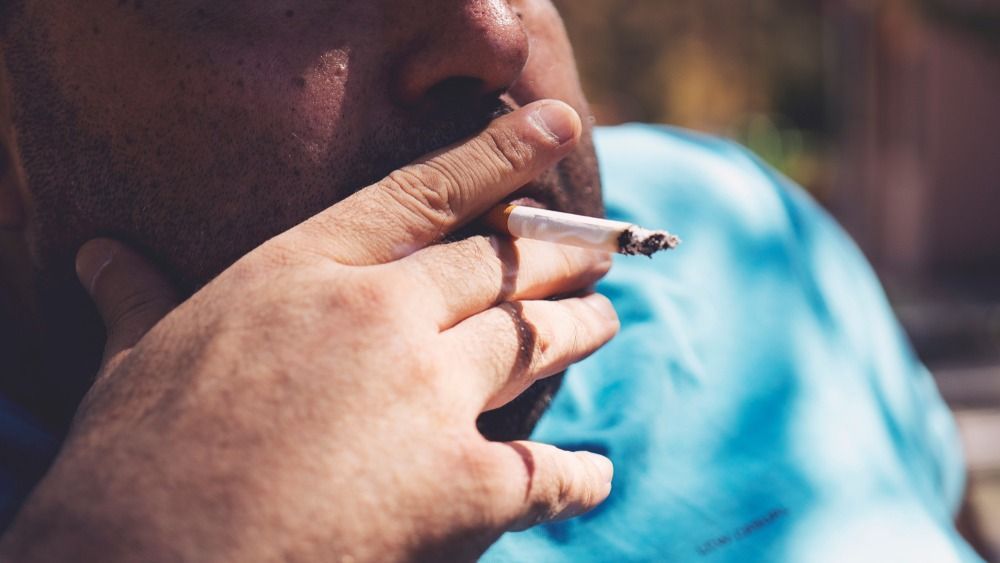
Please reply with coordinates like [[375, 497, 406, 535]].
[[567, 313, 593, 360], [463, 235, 499, 262], [452, 441, 510, 515], [229, 241, 316, 288], [381, 166, 456, 233], [531, 313, 564, 369], [557, 249, 583, 281], [404, 353, 447, 395], [412, 237, 502, 307], [252, 241, 307, 271], [450, 237, 501, 288], [328, 268, 403, 317], [434, 236, 496, 277], [480, 126, 536, 176], [456, 440, 496, 483], [528, 326, 552, 374], [530, 305, 593, 376], [544, 459, 582, 518]]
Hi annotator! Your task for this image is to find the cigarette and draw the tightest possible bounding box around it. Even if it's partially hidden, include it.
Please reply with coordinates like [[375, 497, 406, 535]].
[[485, 204, 681, 257]]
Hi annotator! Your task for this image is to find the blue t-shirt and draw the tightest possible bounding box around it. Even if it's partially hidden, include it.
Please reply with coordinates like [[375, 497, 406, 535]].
[[484, 125, 979, 562], [0, 125, 980, 561]]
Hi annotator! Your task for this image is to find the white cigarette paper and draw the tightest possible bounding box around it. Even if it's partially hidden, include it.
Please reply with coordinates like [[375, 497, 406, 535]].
[[487, 204, 681, 257]]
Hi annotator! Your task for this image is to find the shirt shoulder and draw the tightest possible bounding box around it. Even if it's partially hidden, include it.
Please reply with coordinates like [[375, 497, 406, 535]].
[[594, 123, 819, 248], [485, 125, 977, 562]]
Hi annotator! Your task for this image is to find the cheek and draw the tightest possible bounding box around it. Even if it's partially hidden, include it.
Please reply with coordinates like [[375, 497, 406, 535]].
[[40, 5, 356, 181]]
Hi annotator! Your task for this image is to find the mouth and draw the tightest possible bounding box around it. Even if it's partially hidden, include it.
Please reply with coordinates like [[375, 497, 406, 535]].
[[505, 166, 561, 211], [507, 194, 548, 209], [459, 180, 552, 242]]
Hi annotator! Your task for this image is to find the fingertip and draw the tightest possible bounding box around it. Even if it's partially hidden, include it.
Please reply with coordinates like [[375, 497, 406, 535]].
[[75, 238, 120, 297], [581, 293, 619, 329], [571, 451, 613, 513], [552, 451, 613, 521], [589, 250, 614, 278], [527, 100, 581, 147], [581, 451, 614, 485]]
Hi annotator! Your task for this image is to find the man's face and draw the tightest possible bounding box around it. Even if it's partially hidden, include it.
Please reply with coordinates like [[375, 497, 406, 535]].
[[1, 0, 601, 437], [4, 0, 600, 284]]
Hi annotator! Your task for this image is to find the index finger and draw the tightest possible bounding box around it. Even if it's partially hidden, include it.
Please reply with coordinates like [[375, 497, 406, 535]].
[[277, 100, 581, 266]]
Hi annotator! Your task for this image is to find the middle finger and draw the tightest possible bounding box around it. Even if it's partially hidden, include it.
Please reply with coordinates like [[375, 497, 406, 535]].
[[390, 235, 612, 330]]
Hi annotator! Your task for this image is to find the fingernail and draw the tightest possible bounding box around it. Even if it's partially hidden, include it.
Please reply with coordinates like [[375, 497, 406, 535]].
[[531, 102, 579, 145], [583, 293, 618, 323], [76, 239, 117, 296]]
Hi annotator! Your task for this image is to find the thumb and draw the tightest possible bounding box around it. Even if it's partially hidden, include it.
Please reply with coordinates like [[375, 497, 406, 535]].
[[488, 441, 614, 531], [75, 238, 181, 367]]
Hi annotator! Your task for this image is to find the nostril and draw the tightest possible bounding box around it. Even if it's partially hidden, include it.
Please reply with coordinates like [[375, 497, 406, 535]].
[[425, 76, 486, 109], [392, 1, 528, 110]]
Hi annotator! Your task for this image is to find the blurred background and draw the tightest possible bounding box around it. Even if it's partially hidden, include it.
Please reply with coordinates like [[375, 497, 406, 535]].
[[554, 0, 1000, 558]]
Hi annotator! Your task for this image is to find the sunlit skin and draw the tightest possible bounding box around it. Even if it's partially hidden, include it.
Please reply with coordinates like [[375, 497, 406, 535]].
[[0, 0, 601, 436], [0, 1, 617, 560]]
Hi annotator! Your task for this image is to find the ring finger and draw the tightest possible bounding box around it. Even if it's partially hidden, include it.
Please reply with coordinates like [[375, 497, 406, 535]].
[[443, 293, 619, 413]]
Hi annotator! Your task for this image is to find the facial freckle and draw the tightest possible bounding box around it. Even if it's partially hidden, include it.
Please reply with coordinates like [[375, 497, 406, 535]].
[[285, 9, 295, 18], [292, 76, 307, 89]]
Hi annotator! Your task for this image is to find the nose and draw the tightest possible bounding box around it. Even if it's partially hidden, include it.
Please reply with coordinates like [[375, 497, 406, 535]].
[[392, 0, 529, 109]]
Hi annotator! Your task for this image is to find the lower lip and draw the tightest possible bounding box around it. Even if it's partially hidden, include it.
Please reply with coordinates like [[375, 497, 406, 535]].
[[507, 196, 547, 209]]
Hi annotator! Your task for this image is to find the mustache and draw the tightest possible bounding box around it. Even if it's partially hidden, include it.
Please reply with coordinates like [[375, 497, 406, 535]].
[[346, 96, 515, 196]]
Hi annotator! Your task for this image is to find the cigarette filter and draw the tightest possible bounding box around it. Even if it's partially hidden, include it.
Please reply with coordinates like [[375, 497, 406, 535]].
[[486, 204, 681, 257]]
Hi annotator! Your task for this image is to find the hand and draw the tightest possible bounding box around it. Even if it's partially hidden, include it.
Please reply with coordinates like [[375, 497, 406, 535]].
[[0, 100, 619, 562]]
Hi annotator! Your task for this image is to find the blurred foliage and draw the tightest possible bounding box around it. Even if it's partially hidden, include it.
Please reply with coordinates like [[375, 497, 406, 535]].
[[553, 0, 1000, 196], [554, 0, 830, 193]]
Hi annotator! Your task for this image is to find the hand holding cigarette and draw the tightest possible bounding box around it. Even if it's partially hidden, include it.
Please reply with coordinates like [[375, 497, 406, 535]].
[[9, 101, 617, 563], [487, 204, 681, 257]]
